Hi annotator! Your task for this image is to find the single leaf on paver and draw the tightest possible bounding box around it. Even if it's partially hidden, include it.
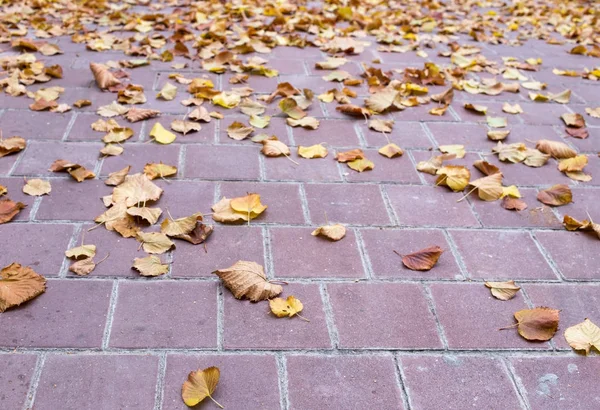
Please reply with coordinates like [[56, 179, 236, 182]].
[[90, 62, 120, 90], [0, 137, 26, 157], [286, 117, 320, 129], [502, 103, 523, 114], [487, 116, 508, 128], [227, 121, 254, 140], [0, 263, 46, 312], [473, 160, 501, 176], [213, 260, 282, 302], [537, 185, 572, 206], [369, 119, 394, 133], [0, 199, 26, 224], [100, 144, 123, 156], [270, 296, 309, 321], [261, 139, 290, 157], [557, 155, 588, 172], [399, 246, 444, 271], [536, 140, 577, 159], [188, 106, 212, 122], [132, 256, 169, 277], [335, 149, 364, 163], [22, 179, 51, 196], [464, 103, 488, 115], [465, 173, 504, 201], [181, 367, 223, 408], [504, 307, 560, 341], [157, 82, 177, 100], [561, 113, 585, 128], [487, 130, 510, 141], [161, 213, 202, 237], [564, 319, 600, 355], [298, 144, 328, 159], [311, 224, 346, 241], [125, 107, 160, 122], [501, 197, 528, 211], [136, 232, 175, 254], [378, 143, 403, 158], [143, 163, 177, 180], [336, 104, 371, 118], [69, 258, 96, 276], [439, 144, 465, 159], [92, 119, 120, 132], [492, 142, 528, 163], [97, 101, 129, 118], [126, 207, 162, 225], [112, 173, 163, 207], [347, 158, 374, 172], [249, 115, 270, 129], [365, 87, 397, 112], [68, 166, 96, 183], [149, 122, 176, 144], [416, 155, 452, 175], [102, 127, 133, 144], [485, 280, 521, 300], [585, 107, 600, 118], [279, 97, 306, 119], [105, 166, 131, 186], [65, 244, 96, 260], [436, 165, 470, 192], [95, 201, 128, 230], [562, 215, 600, 239], [230, 194, 267, 219]]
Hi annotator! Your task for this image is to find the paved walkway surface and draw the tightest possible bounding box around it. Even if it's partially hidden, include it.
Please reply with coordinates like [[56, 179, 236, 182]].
[[1, 1, 599, 409]]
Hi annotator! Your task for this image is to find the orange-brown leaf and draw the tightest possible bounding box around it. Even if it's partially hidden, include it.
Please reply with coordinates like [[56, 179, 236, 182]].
[[400, 246, 444, 271]]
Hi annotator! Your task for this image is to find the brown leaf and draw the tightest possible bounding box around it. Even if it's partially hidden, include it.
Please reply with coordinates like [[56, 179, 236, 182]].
[[126, 207, 162, 225], [335, 149, 364, 163], [226, 121, 254, 140], [467, 173, 504, 201], [0, 137, 26, 157], [161, 213, 202, 237], [90, 62, 121, 90], [124, 107, 160, 122], [535, 140, 577, 159], [69, 258, 96, 276], [368, 119, 394, 133], [261, 139, 290, 157], [0, 199, 26, 224], [0, 263, 46, 312], [473, 160, 501, 176], [537, 185, 572, 206], [561, 113, 585, 128], [22, 179, 51, 196], [485, 280, 521, 300], [400, 246, 444, 271], [112, 173, 163, 207], [378, 143, 403, 158], [105, 166, 131, 186], [501, 197, 528, 211], [510, 307, 560, 341], [174, 222, 213, 245], [565, 127, 589, 139], [213, 261, 282, 302], [68, 166, 96, 183], [311, 224, 346, 241], [132, 256, 169, 277], [335, 104, 371, 118], [562, 215, 600, 239]]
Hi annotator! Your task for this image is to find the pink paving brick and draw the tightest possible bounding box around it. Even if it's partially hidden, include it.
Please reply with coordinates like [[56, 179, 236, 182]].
[[304, 183, 391, 225], [0, 353, 37, 409], [385, 185, 480, 227], [400, 355, 523, 410], [449, 229, 557, 280], [344, 149, 421, 183], [36, 179, 111, 221], [292, 119, 361, 147], [486, 156, 573, 186], [0, 177, 35, 220], [426, 122, 492, 150], [554, 187, 600, 222], [109, 281, 217, 349], [67, 112, 143, 141], [0, 224, 74, 277], [184, 145, 260, 180], [429, 283, 550, 350], [223, 283, 331, 349], [13, 141, 102, 176], [34, 354, 158, 410], [286, 355, 404, 409], [0, 280, 112, 348], [534, 231, 600, 280], [328, 283, 442, 349], [360, 228, 462, 279], [264, 154, 343, 182], [510, 357, 600, 410], [99, 142, 181, 176], [0, 152, 18, 175], [147, 115, 217, 144], [172, 225, 263, 278], [152, 180, 215, 219], [270, 227, 365, 278], [219, 181, 305, 224], [358, 120, 432, 149], [161, 354, 281, 410], [0, 110, 72, 140]]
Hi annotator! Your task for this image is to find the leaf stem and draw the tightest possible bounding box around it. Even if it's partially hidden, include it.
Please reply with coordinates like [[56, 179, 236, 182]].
[[457, 186, 477, 202], [297, 313, 310, 322], [209, 395, 224, 409], [498, 323, 519, 331]]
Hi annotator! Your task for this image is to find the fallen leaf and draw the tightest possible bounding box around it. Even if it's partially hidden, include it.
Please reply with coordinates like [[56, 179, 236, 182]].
[[65, 244, 97, 260], [485, 280, 521, 300], [365, 87, 397, 112], [562, 215, 600, 239], [501, 197, 528, 211], [188, 106, 212, 122], [436, 165, 470, 191], [368, 119, 394, 133], [181, 367, 223, 409], [378, 143, 403, 158], [347, 158, 374, 172], [171, 120, 201, 135], [467, 173, 504, 201], [487, 116, 508, 128], [105, 166, 131, 186], [537, 185, 572, 206], [132, 256, 169, 277], [270, 296, 308, 321], [68, 166, 96, 183], [279, 98, 306, 119], [230, 194, 267, 219], [439, 144, 465, 159], [97, 101, 129, 118], [536, 140, 577, 159], [0, 185, 6, 196], [564, 319, 600, 355], [227, 121, 254, 140], [0, 137, 26, 157], [502, 103, 523, 114], [69, 258, 96, 276], [136, 232, 175, 254], [74, 99, 92, 108], [261, 139, 291, 157], [298, 144, 328, 159], [286, 117, 320, 129], [90, 62, 120, 90], [0, 263, 46, 312], [249, 115, 271, 129], [549, 89, 571, 104], [400, 246, 443, 271], [103, 128, 133, 144], [0, 199, 26, 223], [585, 107, 600, 118], [473, 160, 501, 176], [213, 261, 282, 302], [149, 122, 176, 144], [311, 224, 346, 241], [335, 149, 364, 163], [127, 207, 162, 225], [464, 103, 488, 115], [487, 130, 510, 141], [557, 155, 588, 172], [161, 213, 202, 237], [561, 113, 585, 128], [143, 163, 177, 180], [22, 179, 51, 196], [212, 92, 241, 108], [336, 104, 371, 118], [492, 142, 528, 163], [157, 82, 177, 100], [507, 307, 560, 342], [125, 107, 160, 122], [112, 173, 163, 207]]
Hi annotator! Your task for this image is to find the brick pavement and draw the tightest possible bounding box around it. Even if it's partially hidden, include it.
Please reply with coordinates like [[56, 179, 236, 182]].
[[1, 1, 600, 409]]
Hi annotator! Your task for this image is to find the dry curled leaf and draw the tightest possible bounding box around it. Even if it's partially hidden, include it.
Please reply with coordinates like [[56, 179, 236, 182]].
[[311, 224, 346, 241], [227, 121, 254, 140], [90, 62, 121, 90], [335, 149, 364, 163], [112, 173, 163, 207], [65, 244, 96, 260], [69, 258, 96, 276], [0, 137, 26, 157], [473, 160, 501, 176], [466, 173, 504, 201], [562, 215, 600, 239], [0, 263, 46, 312], [132, 256, 169, 277], [125, 107, 160, 122], [298, 144, 328, 159], [213, 260, 282, 302], [0, 199, 26, 224], [23, 179, 51, 196], [378, 143, 403, 158], [136, 232, 175, 254], [347, 158, 374, 172], [181, 367, 223, 409], [436, 165, 470, 192], [157, 82, 177, 100], [171, 120, 201, 135], [561, 113, 585, 128], [504, 307, 560, 342], [270, 296, 309, 321], [536, 140, 577, 159], [161, 213, 202, 237], [439, 144, 465, 159], [261, 139, 290, 157], [485, 280, 521, 300], [501, 197, 528, 211], [400, 246, 443, 271], [126, 207, 162, 225], [212, 194, 267, 223], [105, 166, 131, 186], [564, 319, 600, 355], [143, 163, 177, 180], [537, 185, 572, 206]]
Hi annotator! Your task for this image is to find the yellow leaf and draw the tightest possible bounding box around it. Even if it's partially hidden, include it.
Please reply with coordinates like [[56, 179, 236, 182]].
[[181, 367, 223, 408], [22, 179, 51, 196], [65, 244, 97, 260], [485, 281, 520, 300], [143, 162, 177, 180], [230, 194, 267, 218], [149, 122, 176, 144], [102, 128, 134, 143], [286, 117, 320, 129], [347, 158, 374, 172], [249, 115, 271, 129], [378, 143, 403, 158], [564, 319, 600, 355], [298, 144, 328, 159], [439, 144, 465, 159], [436, 165, 470, 192], [212, 92, 241, 108], [311, 224, 346, 241], [227, 121, 254, 140], [132, 256, 169, 277], [501, 185, 521, 198], [112, 173, 163, 207], [156, 82, 177, 100], [136, 232, 175, 254], [270, 296, 309, 321]]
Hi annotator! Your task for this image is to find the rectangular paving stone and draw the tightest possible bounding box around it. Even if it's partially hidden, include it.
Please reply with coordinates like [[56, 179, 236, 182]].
[[264, 154, 343, 182], [518, 103, 569, 125], [152, 180, 215, 219], [292, 119, 361, 147], [385, 185, 480, 227], [449, 229, 557, 280], [360, 228, 462, 279], [219, 116, 291, 145], [0, 223, 75, 277], [36, 179, 111, 221], [224, 283, 330, 349], [429, 283, 550, 350], [304, 183, 391, 225], [535, 231, 600, 280], [162, 354, 280, 410], [0, 110, 72, 140], [401, 355, 522, 410], [0, 177, 36, 220], [287, 355, 404, 409], [553, 187, 600, 222], [172, 225, 263, 278], [67, 112, 143, 141], [219, 181, 305, 224], [109, 281, 217, 349], [0, 152, 18, 175], [270, 227, 365, 278], [523, 283, 600, 349], [100, 143, 181, 176], [344, 149, 421, 183], [146, 115, 217, 144], [0, 353, 37, 410], [510, 357, 600, 410], [0, 279, 112, 348], [452, 102, 505, 123], [426, 122, 492, 151], [184, 145, 260, 180], [34, 354, 158, 410], [328, 283, 442, 349], [358, 120, 432, 149], [486, 156, 572, 186], [13, 141, 102, 176]]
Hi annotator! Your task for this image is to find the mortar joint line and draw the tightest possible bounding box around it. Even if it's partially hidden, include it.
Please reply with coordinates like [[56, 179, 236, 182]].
[[58, 223, 84, 278], [393, 355, 413, 410], [353, 122, 368, 148], [465, 195, 485, 228], [213, 181, 221, 204], [214, 116, 220, 144], [419, 122, 440, 147], [153, 352, 168, 410], [178, 144, 187, 179], [446, 105, 462, 122], [405, 150, 429, 185], [319, 283, 340, 349], [22, 352, 46, 410], [258, 151, 267, 181], [285, 121, 296, 147], [28, 196, 44, 221], [61, 111, 78, 142], [529, 231, 565, 281], [441, 229, 470, 280], [500, 356, 532, 410], [379, 184, 400, 226], [354, 228, 374, 280], [101, 280, 120, 350], [276, 353, 290, 410], [216, 282, 224, 351], [421, 284, 450, 350], [138, 117, 148, 142], [262, 226, 275, 280], [297, 183, 313, 225]]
